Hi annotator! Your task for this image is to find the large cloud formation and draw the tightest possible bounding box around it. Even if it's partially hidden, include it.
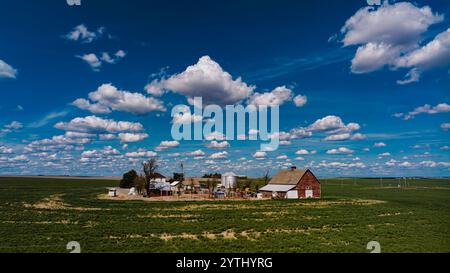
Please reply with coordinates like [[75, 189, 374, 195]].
[[73, 83, 166, 115], [395, 28, 450, 80], [146, 56, 308, 107], [341, 1, 448, 84], [271, 115, 364, 143], [54, 116, 144, 133], [146, 56, 255, 105]]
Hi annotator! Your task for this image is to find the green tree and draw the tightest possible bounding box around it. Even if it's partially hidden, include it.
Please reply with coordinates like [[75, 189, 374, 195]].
[[203, 173, 221, 179], [119, 170, 138, 188], [173, 172, 184, 182]]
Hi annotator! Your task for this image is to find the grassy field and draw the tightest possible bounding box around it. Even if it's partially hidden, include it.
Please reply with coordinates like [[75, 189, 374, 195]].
[[0, 177, 449, 253]]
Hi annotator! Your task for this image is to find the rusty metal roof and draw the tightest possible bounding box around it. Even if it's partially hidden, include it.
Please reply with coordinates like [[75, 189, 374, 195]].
[[269, 169, 308, 185]]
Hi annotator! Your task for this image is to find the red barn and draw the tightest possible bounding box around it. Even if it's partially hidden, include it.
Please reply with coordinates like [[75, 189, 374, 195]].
[[259, 167, 321, 199]]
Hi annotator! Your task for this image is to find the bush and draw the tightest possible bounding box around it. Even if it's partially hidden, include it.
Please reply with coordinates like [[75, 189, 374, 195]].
[[119, 170, 138, 188]]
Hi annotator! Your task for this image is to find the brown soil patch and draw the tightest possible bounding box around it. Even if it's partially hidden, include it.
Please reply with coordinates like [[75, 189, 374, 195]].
[[105, 224, 341, 242], [138, 213, 196, 219], [378, 211, 413, 217], [2, 220, 79, 225], [240, 230, 261, 241], [202, 232, 217, 240], [160, 233, 199, 241], [24, 194, 103, 211], [257, 211, 289, 216], [221, 229, 237, 240], [291, 199, 386, 208], [266, 225, 341, 235]]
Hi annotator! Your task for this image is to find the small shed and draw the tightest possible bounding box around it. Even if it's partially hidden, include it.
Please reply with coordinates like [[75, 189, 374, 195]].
[[107, 188, 117, 197], [214, 191, 226, 199], [259, 167, 321, 199]]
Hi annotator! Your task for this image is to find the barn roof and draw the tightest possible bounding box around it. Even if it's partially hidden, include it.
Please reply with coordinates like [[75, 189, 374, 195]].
[[269, 169, 308, 185], [150, 172, 166, 179], [259, 184, 296, 192]]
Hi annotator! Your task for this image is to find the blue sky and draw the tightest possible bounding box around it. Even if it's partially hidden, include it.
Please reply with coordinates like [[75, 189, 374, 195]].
[[0, 0, 449, 177]]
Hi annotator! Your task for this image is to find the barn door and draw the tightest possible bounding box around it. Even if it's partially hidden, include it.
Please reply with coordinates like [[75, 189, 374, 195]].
[[305, 189, 313, 198]]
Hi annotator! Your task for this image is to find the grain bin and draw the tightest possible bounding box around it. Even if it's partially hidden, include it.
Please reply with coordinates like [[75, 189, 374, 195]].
[[221, 172, 237, 190]]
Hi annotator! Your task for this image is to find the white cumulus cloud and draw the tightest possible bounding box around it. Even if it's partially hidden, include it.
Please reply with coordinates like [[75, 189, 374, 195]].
[[341, 2, 447, 84], [55, 116, 144, 133], [77, 50, 126, 71], [64, 24, 105, 43], [327, 147, 354, 155], [156, 140, 180, 151], [146, 56, 255, 105], [293, 95, 308, 107], [0, 59, 18, 79], [210, 151, 229, 159], [248, 86, 293, 107], [207, 141, 230, 149], [397, 103, 450, 120], [73, 83, 165, 115], [187, 150, 206, 157], [125, 150, 157, 157], [252, 151, 267, 159], [118, 133, 149, 143]]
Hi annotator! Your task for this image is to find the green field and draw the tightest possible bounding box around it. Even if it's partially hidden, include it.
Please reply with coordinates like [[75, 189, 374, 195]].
[[0, 177, 449, 253]]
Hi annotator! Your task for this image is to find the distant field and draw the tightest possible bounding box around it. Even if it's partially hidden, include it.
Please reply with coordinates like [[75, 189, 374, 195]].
[[0, 177, 449, 253]]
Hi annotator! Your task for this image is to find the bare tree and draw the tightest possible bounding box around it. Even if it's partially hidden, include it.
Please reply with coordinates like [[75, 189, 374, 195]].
[[206, 178, 218, 198], [142, 158, 158, 183], [133, 175, 148, 195], [263, 170, 270, 185]]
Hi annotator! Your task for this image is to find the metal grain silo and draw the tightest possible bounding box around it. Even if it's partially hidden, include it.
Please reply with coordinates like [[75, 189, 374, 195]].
[[221, 172, 237, 190]]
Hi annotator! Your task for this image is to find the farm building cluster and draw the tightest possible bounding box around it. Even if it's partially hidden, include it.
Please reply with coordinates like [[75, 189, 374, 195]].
[[111, 166, 321, 201]]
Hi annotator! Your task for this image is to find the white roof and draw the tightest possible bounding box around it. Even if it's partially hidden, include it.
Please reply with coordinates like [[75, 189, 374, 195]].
[[259, 184, 296, 192], [151, 182, 171, 191], [171, 181, 181, 186], [222, 172, 237, 177]]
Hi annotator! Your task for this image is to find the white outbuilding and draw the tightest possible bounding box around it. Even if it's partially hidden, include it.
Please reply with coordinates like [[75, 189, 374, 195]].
[[108, 188, 117, 197]]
